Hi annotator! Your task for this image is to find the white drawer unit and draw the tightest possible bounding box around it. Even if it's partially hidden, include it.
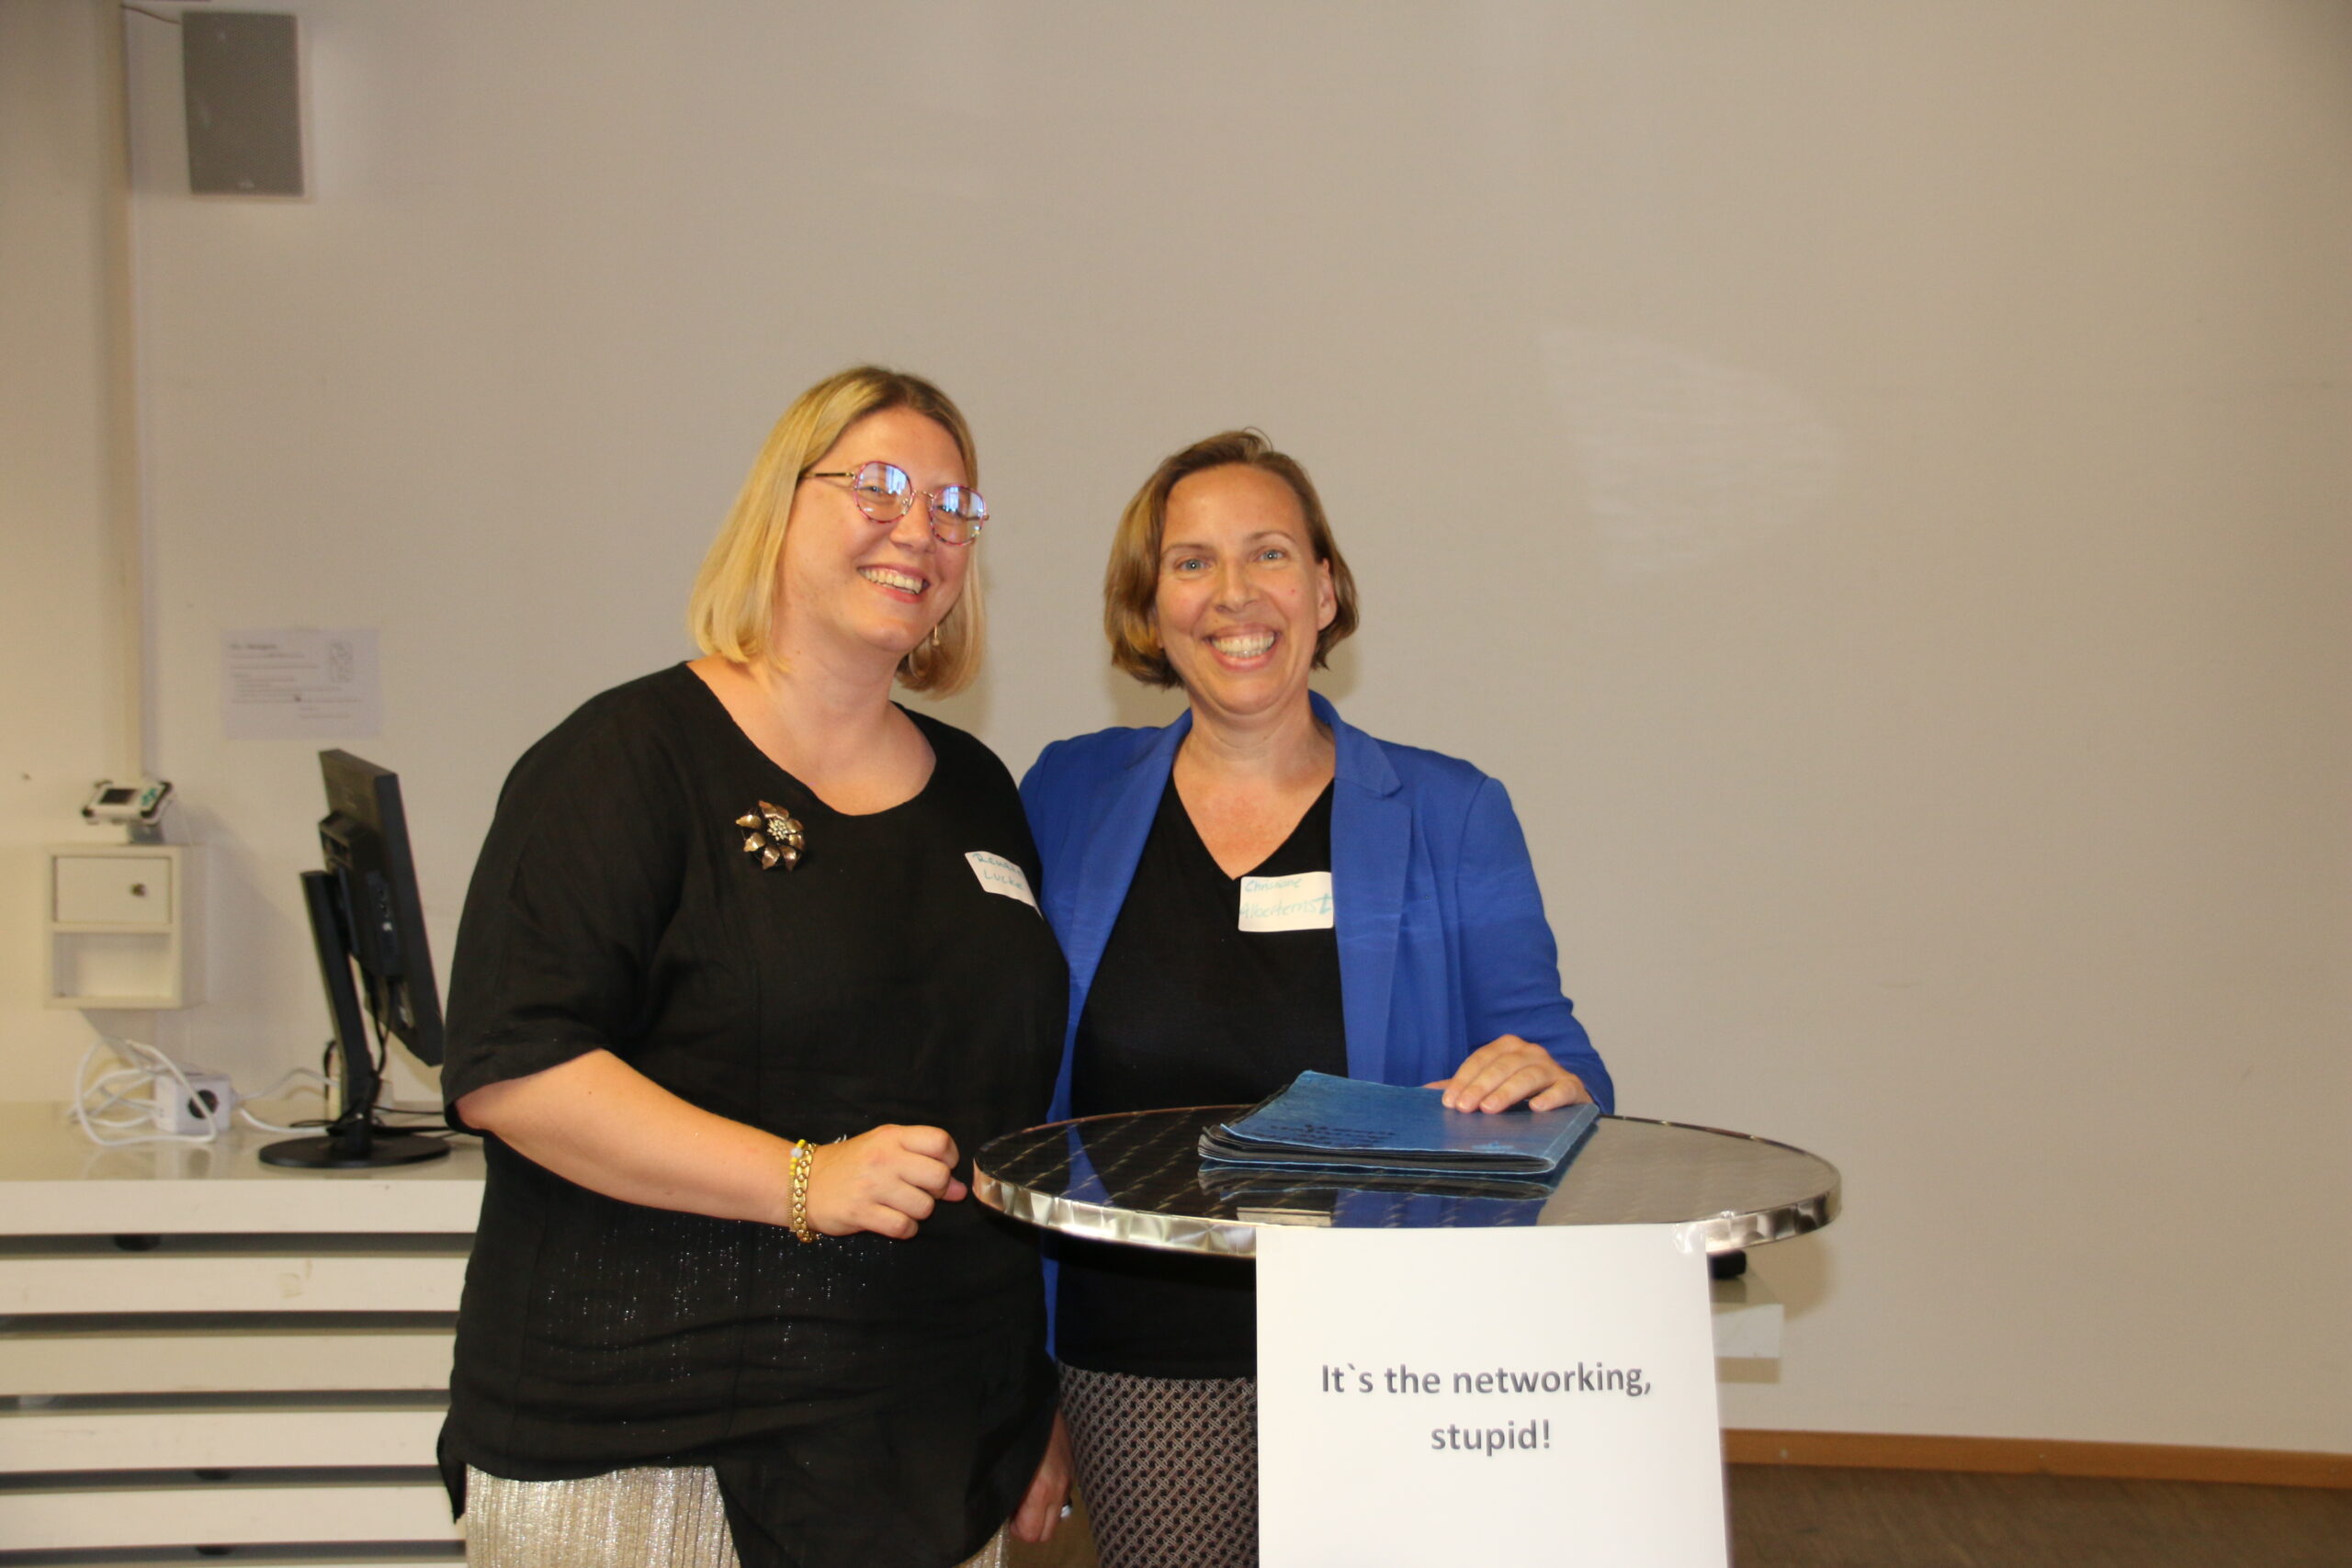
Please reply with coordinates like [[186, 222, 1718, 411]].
[[45, 843, 198, 1009], [0, 1105, 478, 1562], [52, 852, 175, 924]]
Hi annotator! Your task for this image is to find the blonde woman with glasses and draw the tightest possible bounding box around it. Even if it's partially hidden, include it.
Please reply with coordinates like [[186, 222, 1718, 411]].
[[436, 367, 1071, 1568]]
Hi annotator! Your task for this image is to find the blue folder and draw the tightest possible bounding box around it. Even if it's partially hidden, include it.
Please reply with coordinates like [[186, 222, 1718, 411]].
[[1197, 1070, 1601, 1179]]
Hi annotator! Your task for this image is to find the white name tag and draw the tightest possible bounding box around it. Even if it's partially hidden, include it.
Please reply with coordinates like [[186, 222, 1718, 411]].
[[1238, 870, 1335, 932], [965, 851, 1038, 909]]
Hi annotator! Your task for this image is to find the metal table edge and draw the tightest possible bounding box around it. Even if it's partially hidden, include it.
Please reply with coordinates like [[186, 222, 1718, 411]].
[[973, 1109, 1840, 1258]]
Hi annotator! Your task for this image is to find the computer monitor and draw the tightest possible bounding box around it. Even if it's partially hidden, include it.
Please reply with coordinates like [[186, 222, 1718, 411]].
[[259, 750, 450, 1168]]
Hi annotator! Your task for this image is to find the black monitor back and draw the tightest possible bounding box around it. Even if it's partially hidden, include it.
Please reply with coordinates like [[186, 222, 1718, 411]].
[[317, 749, 445, 1067]]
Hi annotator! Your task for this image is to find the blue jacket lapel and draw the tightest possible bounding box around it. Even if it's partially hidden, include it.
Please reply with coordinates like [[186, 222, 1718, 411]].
[[1048, 711, 1190, 1118], [1318, 694, 1410, 1084], [1066, 712, 1188, 994]]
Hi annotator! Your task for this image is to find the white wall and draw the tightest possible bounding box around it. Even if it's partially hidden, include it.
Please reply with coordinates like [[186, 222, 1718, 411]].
[[13, 0, 2348, 1453], [0, 1, 144, 1090]]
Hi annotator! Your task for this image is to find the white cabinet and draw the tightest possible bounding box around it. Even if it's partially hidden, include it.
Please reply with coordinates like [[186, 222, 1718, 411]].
[[0, 1105, 478, 1560], [46, 843, 196, 1008]]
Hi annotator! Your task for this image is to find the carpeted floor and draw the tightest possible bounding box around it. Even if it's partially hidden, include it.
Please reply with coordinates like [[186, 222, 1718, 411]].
[[1008, 1466, 2352, 1566], [1727, 1465, 2352, 1568]]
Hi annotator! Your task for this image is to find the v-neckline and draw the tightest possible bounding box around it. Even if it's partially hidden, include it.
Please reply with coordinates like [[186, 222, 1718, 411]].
[[1163, 776, 1334, 883]]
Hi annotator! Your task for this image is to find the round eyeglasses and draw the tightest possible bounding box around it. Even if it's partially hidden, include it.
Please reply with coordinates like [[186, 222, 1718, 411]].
[[808, 460, 988, 545]]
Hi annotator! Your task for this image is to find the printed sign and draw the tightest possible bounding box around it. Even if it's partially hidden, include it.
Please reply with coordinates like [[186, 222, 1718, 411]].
[[1257, 1224, 1727, 1566], [965, 851, 1037, 909], [221, 628, 382, 740], [1238, 870, 1335, 932]]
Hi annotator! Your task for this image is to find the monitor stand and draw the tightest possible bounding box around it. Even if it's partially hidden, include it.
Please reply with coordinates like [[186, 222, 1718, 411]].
[[259, 1121, 448, 1168], [258, 870, 450, 1169]]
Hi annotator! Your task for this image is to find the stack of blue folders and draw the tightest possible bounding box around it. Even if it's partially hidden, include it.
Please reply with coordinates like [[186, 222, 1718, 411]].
[[1196, 1070, 1601, 1182]]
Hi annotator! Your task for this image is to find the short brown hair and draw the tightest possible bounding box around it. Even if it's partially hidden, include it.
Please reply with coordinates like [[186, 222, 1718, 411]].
[[1103, 430, 1360, 688], [686, 366, 985, 694]]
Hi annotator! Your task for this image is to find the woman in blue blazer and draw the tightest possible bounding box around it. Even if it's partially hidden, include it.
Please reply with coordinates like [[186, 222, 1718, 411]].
[[1021, 430, 1611, 1568]]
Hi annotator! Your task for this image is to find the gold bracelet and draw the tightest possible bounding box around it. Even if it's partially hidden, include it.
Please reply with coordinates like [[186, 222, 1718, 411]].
[[790, 1133, 818, 1241], [786, 1138, 817, 1244]]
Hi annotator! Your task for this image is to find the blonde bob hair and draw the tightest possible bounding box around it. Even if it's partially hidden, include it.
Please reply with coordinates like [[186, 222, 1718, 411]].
[[686, 366, 984, 695], [1103, 429, 1360, 688]]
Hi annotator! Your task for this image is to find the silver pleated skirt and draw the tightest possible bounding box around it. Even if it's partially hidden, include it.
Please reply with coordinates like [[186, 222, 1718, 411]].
[[464, 1465, 1009, 1568]]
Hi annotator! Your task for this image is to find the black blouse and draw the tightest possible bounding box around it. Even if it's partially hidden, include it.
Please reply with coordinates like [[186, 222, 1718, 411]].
[[1057, 779, 1346, 1379], [436, 666, 1065, 1568]]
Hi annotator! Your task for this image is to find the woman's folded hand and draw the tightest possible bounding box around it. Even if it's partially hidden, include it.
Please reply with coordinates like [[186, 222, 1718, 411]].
[[807, 1123, 967, 1239], [1426, 1034, 1591, 1113], [1010, 1412, 1074, 1542]]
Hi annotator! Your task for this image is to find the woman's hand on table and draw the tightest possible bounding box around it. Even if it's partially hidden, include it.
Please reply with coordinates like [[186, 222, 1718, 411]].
[[1010, 1412, 1074, 1542], [1427, 1034, 1592, 1113], [805, 1123, 967, 1240]]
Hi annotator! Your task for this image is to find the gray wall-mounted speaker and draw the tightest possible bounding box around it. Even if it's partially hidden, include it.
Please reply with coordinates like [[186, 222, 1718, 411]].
[[183, 11, 304, 197]]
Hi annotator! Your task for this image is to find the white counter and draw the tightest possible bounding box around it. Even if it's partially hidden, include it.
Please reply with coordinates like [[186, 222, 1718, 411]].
[[0, 1103, 476, 1561]]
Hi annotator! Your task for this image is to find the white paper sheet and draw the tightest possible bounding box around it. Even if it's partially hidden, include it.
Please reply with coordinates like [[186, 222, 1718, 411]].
[[1256, 1224, 1728, 1566], [221, 628, 382, 740]]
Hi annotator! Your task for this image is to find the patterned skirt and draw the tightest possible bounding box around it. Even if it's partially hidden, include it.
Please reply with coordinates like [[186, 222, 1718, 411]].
[[1057, 1364, 1258, 1568]]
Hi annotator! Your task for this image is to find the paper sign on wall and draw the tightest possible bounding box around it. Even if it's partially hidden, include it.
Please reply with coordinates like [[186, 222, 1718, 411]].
[[1256, 1224, 1727, 1567], [221, 628, 382, 740]]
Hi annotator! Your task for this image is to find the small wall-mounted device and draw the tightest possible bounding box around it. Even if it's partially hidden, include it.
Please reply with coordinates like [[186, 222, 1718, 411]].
[[184, 10, 306, 197], [83, 779, 174, 842]]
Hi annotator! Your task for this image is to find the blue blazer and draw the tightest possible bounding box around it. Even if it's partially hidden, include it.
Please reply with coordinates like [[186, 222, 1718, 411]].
[[1020, 693, 1612, 1116]]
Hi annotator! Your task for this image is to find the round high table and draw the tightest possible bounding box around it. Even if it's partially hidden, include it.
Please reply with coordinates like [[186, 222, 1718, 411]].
[[974, 1107, 1840, 1257]]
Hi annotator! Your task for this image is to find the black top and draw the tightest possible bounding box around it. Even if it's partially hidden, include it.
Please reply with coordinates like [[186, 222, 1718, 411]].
[[436, 666, 1065, 1568], [1057, 779, 1345, 1378]]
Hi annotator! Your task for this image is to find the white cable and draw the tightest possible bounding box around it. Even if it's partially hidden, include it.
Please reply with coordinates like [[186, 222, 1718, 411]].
[[235, 1099, 329, 1134], [71, 1037, 224, 1147], [78, 1063, 158, 1127], [253, 1066, 329, 1099], [103, 1036, 223, 1143], [233, 1065, 331, 1132], [69, 1041, 393, 1145]]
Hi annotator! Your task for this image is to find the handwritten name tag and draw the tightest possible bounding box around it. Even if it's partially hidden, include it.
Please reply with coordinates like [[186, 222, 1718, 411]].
[[966, 851, 1038, 909], [1238, 870, 1335, 932]]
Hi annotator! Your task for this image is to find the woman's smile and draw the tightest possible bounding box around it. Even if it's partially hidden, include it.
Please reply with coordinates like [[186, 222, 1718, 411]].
[[858, 564, 931, 601], [1205, 628, 1276, 661]]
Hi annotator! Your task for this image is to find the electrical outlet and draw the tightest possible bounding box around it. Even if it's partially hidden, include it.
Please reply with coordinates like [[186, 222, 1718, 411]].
[[153, 1069, 234, 1134]]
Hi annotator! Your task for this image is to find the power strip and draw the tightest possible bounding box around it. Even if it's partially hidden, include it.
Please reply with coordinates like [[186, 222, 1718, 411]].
[[152, 1068, 236, 1134], [74, 1038, 329, 1147]]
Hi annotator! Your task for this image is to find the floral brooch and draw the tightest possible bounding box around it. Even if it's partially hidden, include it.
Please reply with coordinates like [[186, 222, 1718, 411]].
[[736, 801, 805, 871]]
